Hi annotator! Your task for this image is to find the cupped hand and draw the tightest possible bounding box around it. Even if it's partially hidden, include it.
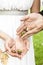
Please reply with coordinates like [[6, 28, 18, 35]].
[[8, 36, 29, 59], [4, 36, 16, 54], [17, 13, 43, 39], [4, 36, 20, 58]]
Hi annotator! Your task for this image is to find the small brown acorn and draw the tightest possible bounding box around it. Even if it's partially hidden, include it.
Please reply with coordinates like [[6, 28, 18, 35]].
[[21, 27, 28, 36], [17, 50, 22, 55], [11, 50, 16, 53], [21, 31, 26, 36]]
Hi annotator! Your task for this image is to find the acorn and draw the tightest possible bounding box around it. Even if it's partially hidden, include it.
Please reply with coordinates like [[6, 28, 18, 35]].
[[17, 50, 22, 55], [24, 28, 28, 32], [11, 50, 16, 53], [21, 31, 26, 36], [21, 27, 28, 36]]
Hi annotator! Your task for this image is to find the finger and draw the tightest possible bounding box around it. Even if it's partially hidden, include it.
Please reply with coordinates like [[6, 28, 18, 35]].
[[21, 15, 30, 21], [17, 25, 35, 37], [4, 43, 11, 52], [17, 18, 35, 36], [17, 24, 26, 35], [11, 45, 16, 51], [8, 42, 15, 49], [11, 42, 16, 49], [7, 51, 21, 59], [17, 20, 36, 36], [18, 23, 36, 37], [21, 18, 33, 23], [20, 48, 28, 58], [21, 17, 37, 23], [24, 18, 35, 23], [17, 23, 25, 32], [21, 27, 38, 39], [25, 39, 30, 50]]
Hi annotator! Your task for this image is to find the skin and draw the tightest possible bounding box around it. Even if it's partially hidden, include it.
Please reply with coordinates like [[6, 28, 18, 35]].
[[0, 0, 40, 59], [0, 32, 29, 59], [17, 0, 40, 39], [17, 0, 40, 38], [10, 0, 40, 58], [17, 13, 43, 39], [8, 37, 29, 59], [0, 31, 16, 52], [30, 0, 40, 13]]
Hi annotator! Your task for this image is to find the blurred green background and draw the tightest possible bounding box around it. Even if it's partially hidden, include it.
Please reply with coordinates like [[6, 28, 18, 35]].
[[33, 31, 43, 65], [33, 2, 43, 64], [33, 6, 43, 65]]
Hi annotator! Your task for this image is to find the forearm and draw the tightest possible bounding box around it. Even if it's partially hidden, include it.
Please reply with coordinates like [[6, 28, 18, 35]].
[[30, 0, 40, 13], [0, 31, 9, 41]]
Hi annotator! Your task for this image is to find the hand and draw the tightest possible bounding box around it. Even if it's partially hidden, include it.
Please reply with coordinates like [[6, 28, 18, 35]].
[[17, 13, 43, 39], [4, 36, 20, 58], [9, 37, 29, 59], [4, 36, 16, 54], [0, 32, 29, 59]]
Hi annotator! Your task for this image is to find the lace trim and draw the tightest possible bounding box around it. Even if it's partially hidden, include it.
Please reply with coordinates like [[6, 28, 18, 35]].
[[0, 8, 28, 12]]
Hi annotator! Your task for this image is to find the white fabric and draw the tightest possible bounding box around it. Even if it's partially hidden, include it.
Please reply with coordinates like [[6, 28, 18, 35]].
[[0, 0, 34, 10], [0, 0, 35, 65], [0, 15, 35, 65]]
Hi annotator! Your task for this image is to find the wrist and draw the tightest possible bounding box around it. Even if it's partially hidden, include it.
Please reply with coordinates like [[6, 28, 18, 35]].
[[0, 31, 9, 41]]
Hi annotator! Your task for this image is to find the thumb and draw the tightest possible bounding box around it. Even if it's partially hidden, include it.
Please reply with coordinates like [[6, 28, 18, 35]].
[[20, 15, 30, 21], [4, 43, 11, 52]]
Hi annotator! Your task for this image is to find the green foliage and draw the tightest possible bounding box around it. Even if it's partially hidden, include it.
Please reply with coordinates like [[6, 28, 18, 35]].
[[33, 31, 43, 65]]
